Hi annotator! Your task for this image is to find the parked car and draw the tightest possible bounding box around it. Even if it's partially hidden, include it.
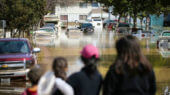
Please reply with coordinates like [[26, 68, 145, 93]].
[[116, 23, 130, 34], [132, 29, 154, 39], [33, 27, 57, 46], [0, 38, 40, 80], [157, 30, 170, 49], [79, 23, 94, 33], [92, 19, 103, 30], [106, 22, 117, 31], [157, 30, 170, 58], [66, 27, 83, 38], [43, 23, 58, 32], [103, 20, 116, 28]]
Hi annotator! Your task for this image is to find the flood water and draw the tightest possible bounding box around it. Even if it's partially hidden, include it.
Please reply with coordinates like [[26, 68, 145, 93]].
[[0, 29, 170, 95]]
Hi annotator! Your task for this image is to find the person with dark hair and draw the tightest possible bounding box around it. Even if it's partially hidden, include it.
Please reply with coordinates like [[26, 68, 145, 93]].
[[38, 57, 73, 95], [22, 65, 43, 95], [67, 44, 102, 95], [103, 35, 156, 95]]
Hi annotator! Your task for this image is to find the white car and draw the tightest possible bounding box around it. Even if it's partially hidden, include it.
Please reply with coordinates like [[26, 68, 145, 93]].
[[132, 29, 154, 40], [157, 30, 170, 58], [33, 27, 57, 46]]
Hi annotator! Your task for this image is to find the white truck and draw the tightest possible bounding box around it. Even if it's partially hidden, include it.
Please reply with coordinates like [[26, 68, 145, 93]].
[[157, 30, 170, 58]]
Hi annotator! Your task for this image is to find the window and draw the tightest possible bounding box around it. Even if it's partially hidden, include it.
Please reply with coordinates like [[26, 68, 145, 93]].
[[92, 2, 99, 7], [60, 15, 68, 20], [0, 41, 30, 54], [60, 3, 67, 8], [79, 15, 87, 20], [79, 2, 87, 8], [162, 32, 170, 36]]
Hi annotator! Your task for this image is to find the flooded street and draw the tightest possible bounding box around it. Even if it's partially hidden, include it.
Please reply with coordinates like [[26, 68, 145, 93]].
[[0, 29, 170, 95]]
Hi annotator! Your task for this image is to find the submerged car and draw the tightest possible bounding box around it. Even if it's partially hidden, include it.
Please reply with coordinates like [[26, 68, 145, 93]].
[[116, 23, 130, 34], [157, 30, 170, 58], [66, 27, 83, 38], [0, 38, 40, 80], [79, 23, 94, 33], [132, 29, 154, 40], [33, 27, 57, 46]]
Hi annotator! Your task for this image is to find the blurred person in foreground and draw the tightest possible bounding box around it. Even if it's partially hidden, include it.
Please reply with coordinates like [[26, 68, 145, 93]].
[[22, 65, 43, 95], [38, 57, 73, 95], [67, 44, 102, 95], [103, 35, 156, 95]]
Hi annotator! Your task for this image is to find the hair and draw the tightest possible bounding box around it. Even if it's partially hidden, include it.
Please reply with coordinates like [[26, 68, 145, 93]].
[[28, 65, 43, 86], [52, 57, 68, 80], [113, 35, 152, 75], [81, 55, 99, 76]]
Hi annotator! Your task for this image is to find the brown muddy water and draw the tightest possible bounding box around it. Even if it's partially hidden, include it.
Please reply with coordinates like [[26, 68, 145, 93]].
[[0, 29, 170, 95]]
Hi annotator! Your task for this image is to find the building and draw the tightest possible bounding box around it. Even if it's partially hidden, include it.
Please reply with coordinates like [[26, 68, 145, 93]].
[[55, 1, 102, 23]]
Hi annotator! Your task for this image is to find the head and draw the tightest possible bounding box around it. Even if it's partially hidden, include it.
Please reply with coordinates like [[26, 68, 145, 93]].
[[52, 57, 68, 80], [114, 35, 152, 74], [81, 44, 100, 74], [28, 65, 43, 86]]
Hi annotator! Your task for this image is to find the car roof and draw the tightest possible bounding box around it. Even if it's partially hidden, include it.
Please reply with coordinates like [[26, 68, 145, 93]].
[[0, 38, 28, 41], [82, 23, 92, 24], [40, 27, 54, 29], [162, 30, 170, 33]]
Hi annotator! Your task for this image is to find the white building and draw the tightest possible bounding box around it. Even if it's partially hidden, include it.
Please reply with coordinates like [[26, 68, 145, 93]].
[[55, 2, 102, 23]]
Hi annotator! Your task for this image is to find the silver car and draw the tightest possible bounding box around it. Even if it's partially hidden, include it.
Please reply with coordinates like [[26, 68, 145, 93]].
[[157, 30, 170, 58], [33, 27, 57, 46]]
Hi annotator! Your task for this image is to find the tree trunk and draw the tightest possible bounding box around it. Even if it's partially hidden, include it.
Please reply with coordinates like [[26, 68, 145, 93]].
[[140, 17, 143, 29], [133, 13, 137, 28], [10, 29, 13, 38], [129, 16, 131, 24], [23, 31, 25, 38], [3, 28, 6, 38], [118, 15, 121, 23], [145, 16, 150, 31], [124, 14, 128, 23], [19, 30, 21, 38]]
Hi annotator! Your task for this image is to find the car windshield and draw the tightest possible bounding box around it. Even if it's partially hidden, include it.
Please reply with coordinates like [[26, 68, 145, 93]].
[[118, 23, 130, 27], [44, 23, 55, 27], [81, 23, 93, 28], [162, 32, 170, 36], [39, 28, 54, 32], [0, 41, 30, 54]]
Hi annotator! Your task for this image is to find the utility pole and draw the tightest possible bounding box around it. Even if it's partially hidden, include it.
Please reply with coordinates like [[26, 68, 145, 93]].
[[108, 6, 113, 20], [2, 20, 6, 38]]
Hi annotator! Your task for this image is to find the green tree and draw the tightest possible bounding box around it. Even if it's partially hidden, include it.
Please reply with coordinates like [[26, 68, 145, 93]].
[[0, 0, 46, 38]]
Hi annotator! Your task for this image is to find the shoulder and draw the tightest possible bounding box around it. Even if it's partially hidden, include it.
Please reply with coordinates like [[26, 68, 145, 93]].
[[56, 78, 71, 88], [55, 78, 74, 95], [68, 71, 83, 79], [67, 71, 83, 86]]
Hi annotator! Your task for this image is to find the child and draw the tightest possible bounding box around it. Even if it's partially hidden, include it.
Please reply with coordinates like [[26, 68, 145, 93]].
[[67, 44, 102, 95], [38, 57, 73, 95], [22, 65, 43, 95]]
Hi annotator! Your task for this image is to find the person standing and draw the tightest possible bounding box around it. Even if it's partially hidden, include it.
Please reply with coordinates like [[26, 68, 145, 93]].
[[103, 35, 156, 95], [38, 57, 73, 95], [67, 44, 102, 95], [22, 65, 43, 95]]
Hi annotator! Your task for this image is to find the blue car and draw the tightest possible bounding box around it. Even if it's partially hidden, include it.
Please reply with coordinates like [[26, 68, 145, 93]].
[[79, 23, 94, 33]]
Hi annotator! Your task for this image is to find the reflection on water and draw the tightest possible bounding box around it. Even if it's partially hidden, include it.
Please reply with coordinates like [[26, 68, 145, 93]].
[[0, 29, 170, 95]]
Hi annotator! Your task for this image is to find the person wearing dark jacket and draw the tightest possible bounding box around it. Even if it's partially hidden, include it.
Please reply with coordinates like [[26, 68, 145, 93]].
[[103, 35, 156, 95], [67, 44, 102, 95]]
